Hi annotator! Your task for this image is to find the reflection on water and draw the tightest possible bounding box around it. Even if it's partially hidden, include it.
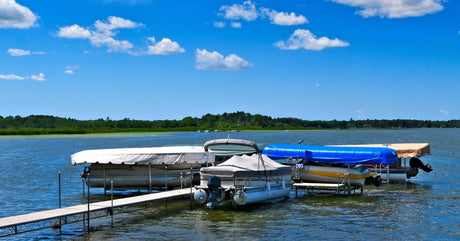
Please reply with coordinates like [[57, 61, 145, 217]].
[[0, 129, 459, 240]]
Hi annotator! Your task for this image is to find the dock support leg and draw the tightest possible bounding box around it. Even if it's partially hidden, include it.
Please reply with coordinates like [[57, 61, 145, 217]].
[[87, 175, 90, 234], [58, 171, 62, 234], [190, 166, 193, 210], [111, 180, 114, 227]]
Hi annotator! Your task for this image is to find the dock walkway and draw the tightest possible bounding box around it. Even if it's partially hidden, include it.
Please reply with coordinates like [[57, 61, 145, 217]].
[[0, 188, 193, 237]]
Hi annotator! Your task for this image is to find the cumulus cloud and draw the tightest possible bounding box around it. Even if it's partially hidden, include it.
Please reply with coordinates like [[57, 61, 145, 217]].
[[7, 48, 45, 56], [57, 16, 141, 52], [230, 22, 242, 28], [275, 29, 349, 50], [30, 72, 45, 81], [260, 8, 308, 25], [214, 21, 225, 28], [0, 72, 45, 81], [0, 73, 24, 80], [440, 109, 449, 115], [0, 0, 38, 29], [219, 1, 258, 21], [57, 16, 183, 55], [217, 1, 307, 27], [94, 16, 142, 31], [195, 49, 251, 71], [329, 0, 444, 18], [57, 24, 92, 39], [144, 37, 185, 55], [64, 65, 78, 74]]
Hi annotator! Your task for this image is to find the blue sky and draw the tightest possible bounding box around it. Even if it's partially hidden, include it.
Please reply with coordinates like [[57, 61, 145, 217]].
[[1, 0, 459, 121]]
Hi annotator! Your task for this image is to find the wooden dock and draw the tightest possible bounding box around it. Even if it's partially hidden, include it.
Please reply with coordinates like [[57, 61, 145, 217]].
[[0, 188, 194, 237]]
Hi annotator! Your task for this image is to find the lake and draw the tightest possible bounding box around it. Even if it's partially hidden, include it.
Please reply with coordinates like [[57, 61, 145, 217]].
[[0, 129, 459, 240]]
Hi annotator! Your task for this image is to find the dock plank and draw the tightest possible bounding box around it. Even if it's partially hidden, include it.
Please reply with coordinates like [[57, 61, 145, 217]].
[[0, 188, 193, 229]]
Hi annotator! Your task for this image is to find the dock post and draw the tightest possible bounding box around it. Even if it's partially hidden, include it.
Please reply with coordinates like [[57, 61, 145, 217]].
[[103, 165, 106, 197], [148, 164, 152, 193], [58, 171, 62, 234], [190, 165, 193, 210], [111, 180, 114, 227], [165, 165, 168, 208], [87, 174, 90, 234]]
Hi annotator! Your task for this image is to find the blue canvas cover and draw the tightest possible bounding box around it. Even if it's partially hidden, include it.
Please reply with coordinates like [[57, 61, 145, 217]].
[[262, 144, 398, 164]]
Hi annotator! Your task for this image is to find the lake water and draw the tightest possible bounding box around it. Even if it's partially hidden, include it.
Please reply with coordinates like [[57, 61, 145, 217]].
[[0, 129, 459, 240]]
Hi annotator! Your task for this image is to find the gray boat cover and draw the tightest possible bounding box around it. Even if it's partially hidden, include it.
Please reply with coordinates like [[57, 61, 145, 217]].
[[200, 154, 291, 178], [71, 146, 215, 165], [204, 138, 260, 153]]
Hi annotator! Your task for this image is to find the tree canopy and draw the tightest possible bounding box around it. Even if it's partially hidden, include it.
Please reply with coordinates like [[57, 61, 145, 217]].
[[0, 112, 459, 135]]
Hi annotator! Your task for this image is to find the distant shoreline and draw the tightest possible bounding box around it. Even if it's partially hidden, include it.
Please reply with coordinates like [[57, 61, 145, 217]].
[[1, 112, 459, 136]]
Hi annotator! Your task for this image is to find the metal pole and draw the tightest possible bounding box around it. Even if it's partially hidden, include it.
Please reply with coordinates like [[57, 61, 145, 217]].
[[190, 165, 193, 210], [148, 164, 152, 193], [165, 165, 168, 208], [82, 177, 85, 226], [165, 165, 168, 190], [111, 180, 114, 227], [58, 171, 61, 208], [58, 171, 62, 234], [103, 165, 106, 196], [87, 174, 90, 234]]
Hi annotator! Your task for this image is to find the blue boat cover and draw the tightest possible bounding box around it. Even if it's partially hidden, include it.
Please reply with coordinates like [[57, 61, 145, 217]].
[[262, 144, 398, 164]]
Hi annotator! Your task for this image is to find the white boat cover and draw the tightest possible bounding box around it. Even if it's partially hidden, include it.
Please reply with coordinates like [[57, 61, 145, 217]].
[[335, 143, 430, 158], [200, 154, 291, 177], [71, 146, 215, 165]]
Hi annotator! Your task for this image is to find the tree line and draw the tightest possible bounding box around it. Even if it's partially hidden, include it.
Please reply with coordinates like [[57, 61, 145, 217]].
[[0, 112, 459, 135]]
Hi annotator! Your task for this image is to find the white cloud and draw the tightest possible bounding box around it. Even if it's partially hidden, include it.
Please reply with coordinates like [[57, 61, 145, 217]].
[[0, 73, 24, 80], [94, 16, 142, 31], [217, 1, 307, 27], [30, 72, 45, 81], [275, 29, 349, 50], [57, 24, 92, 39], [230, 22, 242, 28], [57, 16, 142, 53], [7, 48, 45, 56], [57, 16, 182, 55], [214, 21, 225, 28], [7, 48, 30, 56], [195, 49, 251, 71], [0, 0, 38, 29], [0, 72, 45, 81], [315, 83, 321, 87], [440, 109, 449, 115], [219, 1, 258, 21], [260, 8, 308, 25], [64, 65, 78, 74], [329, 0, 444, 18], [90, 30, 134, 52], [145, 37, 185, 55]]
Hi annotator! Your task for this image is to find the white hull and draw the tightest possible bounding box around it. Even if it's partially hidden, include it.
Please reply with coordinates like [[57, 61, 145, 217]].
[[293, 164, 371, 186], [233, 182, 290, 205]]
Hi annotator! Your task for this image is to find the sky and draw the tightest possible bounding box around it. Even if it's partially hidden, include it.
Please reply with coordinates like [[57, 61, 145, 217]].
[[1, 0, 459, 121]]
